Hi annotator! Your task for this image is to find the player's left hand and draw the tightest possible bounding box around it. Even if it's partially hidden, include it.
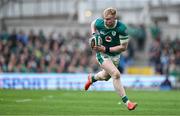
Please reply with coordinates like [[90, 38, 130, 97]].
[[93, 45, 105, 53]]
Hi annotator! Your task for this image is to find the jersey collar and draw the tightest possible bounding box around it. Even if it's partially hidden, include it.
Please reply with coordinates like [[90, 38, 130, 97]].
[[104, 20, 117, 29]]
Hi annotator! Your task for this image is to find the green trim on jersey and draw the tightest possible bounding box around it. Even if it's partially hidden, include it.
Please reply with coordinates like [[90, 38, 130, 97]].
[[96, 52, 120, 66], [95, 18, 129, 56], [119, 35, 129, 40]]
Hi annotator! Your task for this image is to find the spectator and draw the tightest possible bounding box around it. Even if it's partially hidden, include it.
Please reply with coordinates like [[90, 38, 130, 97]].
[[17, 30, 28, 45], [150, 21, 161, 42], [137, 24, 146, 50]]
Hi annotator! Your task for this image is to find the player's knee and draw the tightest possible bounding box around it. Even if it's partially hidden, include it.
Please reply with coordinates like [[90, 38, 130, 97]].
[[112, 71, 120, 79]]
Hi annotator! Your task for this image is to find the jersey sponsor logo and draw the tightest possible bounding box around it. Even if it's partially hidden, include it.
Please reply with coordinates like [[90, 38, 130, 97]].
[[105, 36, 112, 42], [112, 31, 116, 36], [100, 31, 105, 35], [100, 31, 109, 35]]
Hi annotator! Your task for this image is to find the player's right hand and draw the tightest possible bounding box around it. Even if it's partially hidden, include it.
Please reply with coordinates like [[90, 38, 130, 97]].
[[93, 45, 105, 53]]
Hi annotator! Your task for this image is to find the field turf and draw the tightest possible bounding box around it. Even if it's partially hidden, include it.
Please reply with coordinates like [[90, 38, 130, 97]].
[[0, 89, 180, 115]]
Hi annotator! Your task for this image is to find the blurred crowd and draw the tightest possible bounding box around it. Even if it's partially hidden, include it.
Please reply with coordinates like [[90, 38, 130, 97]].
[[0, 24, 179, 78], [148, 34, 180, 77], [0, 29, 100, 73], [148, 21, 180, 78]]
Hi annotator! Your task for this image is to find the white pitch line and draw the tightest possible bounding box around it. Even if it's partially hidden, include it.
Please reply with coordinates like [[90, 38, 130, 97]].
[[15, 99, 32, 103]]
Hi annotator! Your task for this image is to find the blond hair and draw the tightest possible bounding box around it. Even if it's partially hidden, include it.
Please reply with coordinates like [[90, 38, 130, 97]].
[[103, 7, 117, 18]]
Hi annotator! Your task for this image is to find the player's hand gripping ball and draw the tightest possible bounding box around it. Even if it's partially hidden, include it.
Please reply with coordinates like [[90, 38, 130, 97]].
[[89, 34, 102, 49]]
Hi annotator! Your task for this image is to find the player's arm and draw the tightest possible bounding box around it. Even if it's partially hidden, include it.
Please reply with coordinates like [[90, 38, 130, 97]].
[[109, 41, 128, 53], [93, 38, 129, 53], [91, 20, 97, 35], [110, 35, 129, 53], [89, 19, 100, 50]]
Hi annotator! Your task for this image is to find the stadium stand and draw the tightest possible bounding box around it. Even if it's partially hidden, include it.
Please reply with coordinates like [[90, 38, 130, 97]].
[[0, 28, 179, 77], [0, 29, 98, 73]]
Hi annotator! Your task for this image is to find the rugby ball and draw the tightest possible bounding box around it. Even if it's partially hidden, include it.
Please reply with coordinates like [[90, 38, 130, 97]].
[[89, 35, 102, 49]]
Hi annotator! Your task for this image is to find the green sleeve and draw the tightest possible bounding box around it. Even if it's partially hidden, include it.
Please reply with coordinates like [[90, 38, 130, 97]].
[[95, 18, 104, 30], [118, 22, 129, 44]]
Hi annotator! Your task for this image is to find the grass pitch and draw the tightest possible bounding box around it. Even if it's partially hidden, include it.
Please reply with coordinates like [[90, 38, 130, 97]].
[[0, 89, 180, 115]]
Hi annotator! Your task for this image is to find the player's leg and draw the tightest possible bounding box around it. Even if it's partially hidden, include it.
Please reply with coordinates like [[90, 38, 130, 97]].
[[85, 53, 111, 90], [84, 70, 111, 91], [101, 59, 137, 110], [94, 70, 111, 81], [101, 59, 126, 97]]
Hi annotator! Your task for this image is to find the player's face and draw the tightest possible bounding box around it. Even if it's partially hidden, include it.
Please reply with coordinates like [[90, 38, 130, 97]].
[[104, 15, 116, 27]]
